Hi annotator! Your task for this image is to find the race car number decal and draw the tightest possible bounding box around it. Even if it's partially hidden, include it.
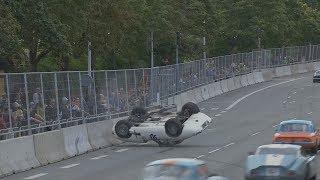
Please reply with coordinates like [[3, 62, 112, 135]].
[[150, 134, 158, 141]]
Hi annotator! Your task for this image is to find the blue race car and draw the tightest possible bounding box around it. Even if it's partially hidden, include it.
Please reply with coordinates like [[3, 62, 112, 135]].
[[143, 158, 229, 180]]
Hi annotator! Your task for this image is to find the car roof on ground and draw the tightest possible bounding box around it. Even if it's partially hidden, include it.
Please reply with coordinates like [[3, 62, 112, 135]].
[[280, 119, 313, 125], [146, 158, 205, 167], [258, 144, 301, 150]]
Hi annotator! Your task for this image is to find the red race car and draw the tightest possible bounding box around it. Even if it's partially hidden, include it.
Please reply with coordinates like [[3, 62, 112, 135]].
[[273, 120, 320, 153]]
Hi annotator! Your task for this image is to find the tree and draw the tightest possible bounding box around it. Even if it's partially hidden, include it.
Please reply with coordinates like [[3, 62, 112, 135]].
[[6, 0, 70, 71]]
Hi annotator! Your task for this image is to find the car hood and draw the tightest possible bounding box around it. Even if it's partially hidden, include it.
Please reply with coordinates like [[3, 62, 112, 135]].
[[247, 155, 297, 170]]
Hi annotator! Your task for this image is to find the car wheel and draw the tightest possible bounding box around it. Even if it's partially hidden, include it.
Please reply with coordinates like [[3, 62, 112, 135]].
[[165, 118, 183, 137], [180, 102, 200, 118], [114, 120, 132, 138]]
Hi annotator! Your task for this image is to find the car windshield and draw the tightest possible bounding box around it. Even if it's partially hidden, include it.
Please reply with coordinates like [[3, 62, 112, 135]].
[[257, 147, 298, 155], [143, 164, 200, 180], [279, 123, 313, 132]]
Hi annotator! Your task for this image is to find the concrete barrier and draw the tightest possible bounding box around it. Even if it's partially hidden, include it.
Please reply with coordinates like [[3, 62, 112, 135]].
[[87, 120, 115, 150], [261, 69, 274, 81], [247, 73, 255, 85], [240, 75, 249, 87], [233, 76, 242, 89], [253, 72, 264, 83], [314, 62, 320, 70], [167, 96, 175, 106], [290, 64, 299, 74], [306, 62, 315, 72], [208, 83, 216, 98], [193, 88, 203, 103], [297, 64, 307, 74], [34, 130, 67, 165], [220, 80, 229, 93], [227, 78, 236, 91], [0, 136, 40, 176], [63, 125, 92, 157], [213, 82, 223, 95], [200, 85, 210, 101], [275, 66, 291, 77]]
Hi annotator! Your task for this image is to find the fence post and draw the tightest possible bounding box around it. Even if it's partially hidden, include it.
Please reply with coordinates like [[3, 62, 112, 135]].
[[40, 74, 46, 123], [104, 71, 110, 118], [115, 71, 120, 115], [24, 74, 32, 135], [5, 74, 13, 138], [78, 72, 85, 124], [124, 70, 129, 111], [67, 73, 72, 120], [54, 73, 61, 129], [92, 72, 98, 116]]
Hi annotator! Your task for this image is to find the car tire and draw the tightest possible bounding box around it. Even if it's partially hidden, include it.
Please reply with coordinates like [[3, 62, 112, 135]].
[[180, 102, 200, 118], [165, 118, 183, 137], [114, 120, 132, 138]]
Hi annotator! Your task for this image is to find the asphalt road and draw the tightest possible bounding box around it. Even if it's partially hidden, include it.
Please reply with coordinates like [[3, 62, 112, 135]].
[[3, 73, 320, 180]]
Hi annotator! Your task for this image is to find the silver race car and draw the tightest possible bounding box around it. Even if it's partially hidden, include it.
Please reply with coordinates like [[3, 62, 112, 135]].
[[112, 102, 212, 146], [245, 144, 319, 180]]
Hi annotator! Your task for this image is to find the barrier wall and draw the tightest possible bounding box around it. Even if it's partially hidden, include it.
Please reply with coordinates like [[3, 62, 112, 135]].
[[34, 130, 67, 165], [0, 136, 40, 176], [247, 73, 255, 85], [62, 125, 92, 157], [227, 78, 236, 91], [87, 120, 114, 149], [240, 75, 249, 86], [220, 80, 229, 93], [234, 76, 242, 89]]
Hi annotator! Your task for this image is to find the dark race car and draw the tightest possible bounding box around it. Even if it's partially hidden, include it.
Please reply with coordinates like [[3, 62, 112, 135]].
[[313, 70, 320, 83]]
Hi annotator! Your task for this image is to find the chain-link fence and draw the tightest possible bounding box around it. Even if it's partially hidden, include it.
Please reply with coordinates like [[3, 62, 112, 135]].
[[0, 45, 319, 140]]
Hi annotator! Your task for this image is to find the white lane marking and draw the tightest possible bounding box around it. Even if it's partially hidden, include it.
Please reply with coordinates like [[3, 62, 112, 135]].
[[209, 148, 222, 154], [91, 155, 109, 160], [292, 100, 296, 103], [115, 148, 128, 153], [282, 101, 287, 104], [307, 112, 313, 115], [211, 107, 219, 110], [195, 155, 205, 159], [225, 78, 303, 110], [215, 114, 222, 117], [293, 92, 297, 94], [222, 142, 235, 148], [273, 125, 278, 128], [201, 108, 206, 111], [24, 173, 48, 179], [220, 110, 227, 113], [287, 96, 291, 99], [61, 163, 79, 169], [251, 132, 261, 136]]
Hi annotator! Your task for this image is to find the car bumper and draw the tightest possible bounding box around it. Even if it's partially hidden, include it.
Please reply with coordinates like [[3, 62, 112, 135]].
[[274, 141, 317, 149], [313, 77, 320, 82]]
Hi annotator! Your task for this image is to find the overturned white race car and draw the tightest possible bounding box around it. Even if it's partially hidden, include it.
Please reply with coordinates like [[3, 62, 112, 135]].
[[112, 102, 212, 146]]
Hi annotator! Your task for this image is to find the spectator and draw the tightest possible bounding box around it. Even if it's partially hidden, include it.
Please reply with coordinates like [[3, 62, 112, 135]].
[[30, 102, 44, 124], [71, 97, 81, 117], [60, 97, 70, 120], [33, 88, 42, 107], [45, 98, 57, 122], [12, 102, 25, 127], [0, 93, 8, 111]]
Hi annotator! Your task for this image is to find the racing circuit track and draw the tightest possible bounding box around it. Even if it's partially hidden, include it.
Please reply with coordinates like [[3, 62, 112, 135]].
[[3, 72, 320, 180]]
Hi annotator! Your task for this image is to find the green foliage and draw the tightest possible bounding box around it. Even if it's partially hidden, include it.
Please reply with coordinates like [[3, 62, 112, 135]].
[[1, 0, 320, 72]]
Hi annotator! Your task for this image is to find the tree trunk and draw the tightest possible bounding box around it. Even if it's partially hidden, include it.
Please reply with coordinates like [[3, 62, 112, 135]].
[[59, 55, 69, 71]]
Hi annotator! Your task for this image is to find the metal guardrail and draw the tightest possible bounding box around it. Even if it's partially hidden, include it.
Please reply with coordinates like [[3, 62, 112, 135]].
[[0, 45, 319, 140]]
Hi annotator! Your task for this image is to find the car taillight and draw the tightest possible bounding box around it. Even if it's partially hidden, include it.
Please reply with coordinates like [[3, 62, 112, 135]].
[[287, 170, 295, 176], [303, 139, 311, 142]]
